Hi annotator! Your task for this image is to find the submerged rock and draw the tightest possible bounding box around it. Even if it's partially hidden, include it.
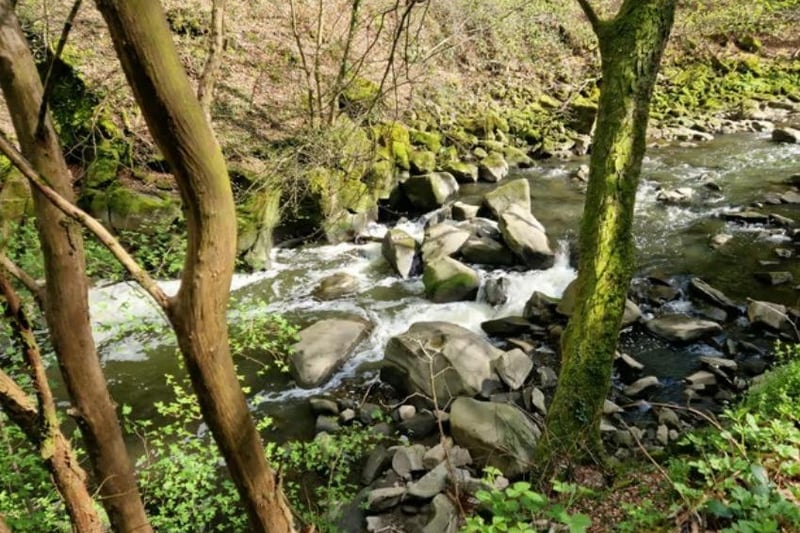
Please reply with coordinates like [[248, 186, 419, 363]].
[[382, 322, 502, 408], [450, 398, 541, 477], [645, 314, 722, 342], [290, 316, 373, 388], [689, 278, 739, 314], [313, 272, 359, 300]]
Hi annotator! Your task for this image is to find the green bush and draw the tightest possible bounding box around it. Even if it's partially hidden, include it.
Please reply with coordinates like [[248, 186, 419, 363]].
[[667, 345, 800, 532], [461, 469, 590, 533]]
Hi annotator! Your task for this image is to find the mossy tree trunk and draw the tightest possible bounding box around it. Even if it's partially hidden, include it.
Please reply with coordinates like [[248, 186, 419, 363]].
[[93, 1, 296, 531], [541, 0, 677, 464], [0, 3, 152, 531]]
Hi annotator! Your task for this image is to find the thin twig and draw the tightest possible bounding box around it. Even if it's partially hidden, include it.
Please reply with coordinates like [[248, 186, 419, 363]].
[[0, 253, 45, 307], [576, 0, 601, 33]]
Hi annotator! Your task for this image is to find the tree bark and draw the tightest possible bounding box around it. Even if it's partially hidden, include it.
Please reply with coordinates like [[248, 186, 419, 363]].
[[0, 273, 104, 533], [0, 4, 151, 531], [93, 1, 296, 531], [0, 512, 10, 533], [197, 0, 226, 120], [541, 0, 677, 464]]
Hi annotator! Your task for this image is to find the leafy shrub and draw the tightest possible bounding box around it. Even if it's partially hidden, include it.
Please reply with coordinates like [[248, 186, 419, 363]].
[[462, 469, 590, 533], [0, 415, 73, 532], [667, 347, 800, 532]]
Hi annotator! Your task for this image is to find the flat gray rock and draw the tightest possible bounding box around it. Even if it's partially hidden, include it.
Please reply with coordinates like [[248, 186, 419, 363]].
[[290, 317, 372, 388], [645, 314, 722, 342]]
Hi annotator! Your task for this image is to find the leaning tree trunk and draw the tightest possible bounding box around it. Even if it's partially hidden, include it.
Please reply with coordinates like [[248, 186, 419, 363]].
[[93, 1, 295, 531], [0, 3, 151, 531], [541, 0, 677, 463], [197, 0, 226, 119]]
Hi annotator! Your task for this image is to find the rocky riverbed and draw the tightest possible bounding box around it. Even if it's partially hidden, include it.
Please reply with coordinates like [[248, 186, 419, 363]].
[[82, 109, 800, 531]]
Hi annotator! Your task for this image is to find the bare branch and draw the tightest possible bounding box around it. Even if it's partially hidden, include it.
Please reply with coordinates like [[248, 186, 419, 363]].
[[36, 0, 83, 138], [0, 253, 45, 307], [576, 0, 601, 33], [0, 130, 170, 310], [0, 367, 38, 439]]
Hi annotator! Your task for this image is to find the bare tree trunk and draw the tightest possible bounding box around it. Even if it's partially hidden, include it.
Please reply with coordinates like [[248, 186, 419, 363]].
[[197, 0, 226, 120], [0, 3, 151, 531], [0, 512, 11, 533], [540, 0, 676, 465], [0, 274, 104, 533], [93, 1, 296, 531]]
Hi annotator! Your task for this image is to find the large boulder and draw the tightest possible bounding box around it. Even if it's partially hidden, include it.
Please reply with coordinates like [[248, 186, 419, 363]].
[[478, 152, 509, 183], [459, 236, 517, 266], [290, 316, 373, 388], [382, 228, 419, 279], [421, 223, 471, 263], [772, 127, 800, 144], [450, 398, 541, 477], [645, 314, 722, 342], [483, 179, 531, 219], [401, 172, 459, 211], [497, 204, 555, 269], [747, 299, 795, 334], [381, 322, 503, 408], [423, 257, 480, 303]]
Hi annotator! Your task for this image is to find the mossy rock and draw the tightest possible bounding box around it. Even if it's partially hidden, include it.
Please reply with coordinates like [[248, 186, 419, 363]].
[[442, 160, 479, 183], [503, 146, 533, 168], [409, 149, 437, 175], [237, 185, 281, 270], [84, 140, 121, 189], [735, 35, 762, 53], [365, 159, 398, 200], [91, 187, 180, 233], [423, 257, 479, 303], [0, 164, 32, 222], [479, 139, 507, 153], [446, 127, 479, 148], [340, 77, 380, 115], [410, 130, 443, 153], [566, 97, 598, 135], [374, 122, 411, 169], [538, 94, 561, 109]]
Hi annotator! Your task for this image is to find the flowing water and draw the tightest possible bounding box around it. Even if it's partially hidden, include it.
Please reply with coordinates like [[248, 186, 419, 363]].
[[83, 132, 800, 439]]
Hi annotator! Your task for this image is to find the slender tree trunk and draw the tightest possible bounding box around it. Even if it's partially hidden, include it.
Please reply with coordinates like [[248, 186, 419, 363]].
[[0, 274, 104, 533], [541, 0, 677, 463], [93, 1, 296, 531], [0, 4, 151, 531], [0, 512, 10, 533], [197, 0, 226, 120]]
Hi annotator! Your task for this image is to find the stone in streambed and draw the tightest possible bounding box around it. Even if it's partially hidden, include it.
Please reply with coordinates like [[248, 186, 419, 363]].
[[450, 398, 540, 478], [483, 178, 531, 218], [645, 314, 722, 342], [422, 257, 480, 303], [290, 316, 373, 388], [478, 152, 509, 183], [460, 236, 517, 266], [313, 272, 359, 300], [382, 322, 503, 408], [401, 172, 459, 211], [421, 223, 471, 262], [494, 349, 534, 390], [382, 228, 419, 279], [498, 204, 554, 269]]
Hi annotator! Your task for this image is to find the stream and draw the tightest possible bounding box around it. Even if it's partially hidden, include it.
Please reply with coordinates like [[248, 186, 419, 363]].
[[81, 132, 800, 442]]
